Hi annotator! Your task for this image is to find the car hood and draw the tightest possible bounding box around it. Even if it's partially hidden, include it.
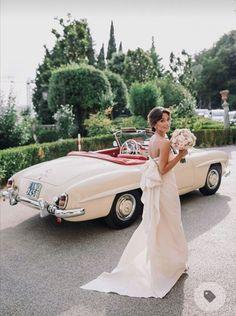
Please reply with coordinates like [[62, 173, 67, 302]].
[[22, 156, 122, 186]]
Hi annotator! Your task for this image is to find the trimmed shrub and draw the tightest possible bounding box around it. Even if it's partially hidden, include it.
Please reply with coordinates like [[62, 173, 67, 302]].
[[48, 64, 111, 134], [156, 77, 191, 107], [104, 70, 129, 118], [84, 111, 114, 137], [129, 81, 163, 118]]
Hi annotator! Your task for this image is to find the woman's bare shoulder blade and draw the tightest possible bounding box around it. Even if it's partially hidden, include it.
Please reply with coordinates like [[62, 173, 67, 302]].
[[149, 136, 157, 156], [149, 135, 158, 148], [160, 139, 170, 149]]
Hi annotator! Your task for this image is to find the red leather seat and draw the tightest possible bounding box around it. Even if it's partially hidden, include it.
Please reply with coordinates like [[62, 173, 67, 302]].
[[117, 154, 148, 160], [68, 151, 147, 165]]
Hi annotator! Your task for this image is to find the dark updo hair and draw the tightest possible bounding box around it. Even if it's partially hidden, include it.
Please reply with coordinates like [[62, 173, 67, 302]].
[[147, 107, 170, 132]]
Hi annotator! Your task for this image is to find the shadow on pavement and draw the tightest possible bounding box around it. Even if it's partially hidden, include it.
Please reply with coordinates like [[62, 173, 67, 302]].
[[180, 191, 231, 242]]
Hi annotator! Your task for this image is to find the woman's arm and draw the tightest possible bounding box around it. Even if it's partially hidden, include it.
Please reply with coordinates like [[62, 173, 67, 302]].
[[158, 140, 187, 175]]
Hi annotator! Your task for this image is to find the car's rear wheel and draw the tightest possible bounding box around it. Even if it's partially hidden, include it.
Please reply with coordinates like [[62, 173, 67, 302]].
[[199, 164, 222, 196], [104, 190, 143, 229]]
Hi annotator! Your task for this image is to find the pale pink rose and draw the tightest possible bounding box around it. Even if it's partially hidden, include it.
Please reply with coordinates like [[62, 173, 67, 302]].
[[170, 128, 196, 150]]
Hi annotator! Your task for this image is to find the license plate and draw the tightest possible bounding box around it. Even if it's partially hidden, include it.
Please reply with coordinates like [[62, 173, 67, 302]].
[[26, 182, 42, 199]]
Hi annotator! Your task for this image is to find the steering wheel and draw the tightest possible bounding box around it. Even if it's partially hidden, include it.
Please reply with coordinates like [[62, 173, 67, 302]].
[[120, 139, 142, 155]]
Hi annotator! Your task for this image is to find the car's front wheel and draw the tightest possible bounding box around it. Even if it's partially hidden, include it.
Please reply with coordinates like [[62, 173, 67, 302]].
[[104, 190, 143, 229], [199, 164, 222, 196]]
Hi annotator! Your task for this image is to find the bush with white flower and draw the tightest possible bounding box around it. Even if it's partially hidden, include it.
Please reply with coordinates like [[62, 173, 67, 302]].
[[53, 104, 77, 139]]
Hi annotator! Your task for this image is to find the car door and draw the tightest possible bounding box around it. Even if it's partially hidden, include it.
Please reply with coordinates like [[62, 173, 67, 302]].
[[174, 155, 195, 192]]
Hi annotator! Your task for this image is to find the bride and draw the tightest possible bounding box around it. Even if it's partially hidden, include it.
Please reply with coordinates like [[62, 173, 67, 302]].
[[80, 107, 188, 298]]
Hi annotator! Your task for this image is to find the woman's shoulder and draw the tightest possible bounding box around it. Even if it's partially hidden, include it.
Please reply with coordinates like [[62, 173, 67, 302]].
[[159, 138, 170, 147]]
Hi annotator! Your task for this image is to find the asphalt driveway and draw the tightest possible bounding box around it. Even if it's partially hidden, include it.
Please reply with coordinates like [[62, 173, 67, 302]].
[[0, 145, 236, 316]]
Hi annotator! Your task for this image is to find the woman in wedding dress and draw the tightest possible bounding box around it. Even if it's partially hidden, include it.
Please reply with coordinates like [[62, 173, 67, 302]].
[[81, 107, 188, 298]]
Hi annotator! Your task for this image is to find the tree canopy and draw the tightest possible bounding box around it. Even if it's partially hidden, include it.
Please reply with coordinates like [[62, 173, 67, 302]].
[[193, 30, 236, 109], [124, 48, 157, 87], [32, 15, 96, 123], [169, 49, 196, 96]]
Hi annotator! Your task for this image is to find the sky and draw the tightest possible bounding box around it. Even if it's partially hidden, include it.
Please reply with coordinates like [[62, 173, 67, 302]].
[[1, 0, 236, 106]]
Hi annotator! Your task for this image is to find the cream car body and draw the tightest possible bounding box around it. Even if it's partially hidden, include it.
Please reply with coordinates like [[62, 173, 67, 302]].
[[1, 129, 229, 229]]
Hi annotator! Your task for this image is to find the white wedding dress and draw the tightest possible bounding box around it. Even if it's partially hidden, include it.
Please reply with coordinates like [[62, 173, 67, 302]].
[[80, 154, 188, 298]]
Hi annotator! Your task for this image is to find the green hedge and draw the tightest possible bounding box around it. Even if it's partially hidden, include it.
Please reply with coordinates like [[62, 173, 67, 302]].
[[81, 134, 114, 151], [0, 135, 113, 186], [194, 128, 236, 147]]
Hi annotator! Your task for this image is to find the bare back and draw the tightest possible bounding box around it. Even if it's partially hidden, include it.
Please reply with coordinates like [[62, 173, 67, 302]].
[[148, 134, 168, 159]]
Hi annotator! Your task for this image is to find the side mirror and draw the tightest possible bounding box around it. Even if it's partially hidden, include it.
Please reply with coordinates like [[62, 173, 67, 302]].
[[113, 141, 118, 147]]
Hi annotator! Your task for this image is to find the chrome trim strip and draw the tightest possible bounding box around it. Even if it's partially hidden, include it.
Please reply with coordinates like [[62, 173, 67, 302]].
[[20, 195, 40, 207]]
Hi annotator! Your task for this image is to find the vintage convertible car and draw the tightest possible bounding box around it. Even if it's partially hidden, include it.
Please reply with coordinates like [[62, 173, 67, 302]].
[[0, 128, 229, 229]]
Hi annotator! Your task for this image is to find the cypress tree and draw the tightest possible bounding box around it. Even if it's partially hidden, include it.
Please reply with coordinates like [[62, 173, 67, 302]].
[[87, 28, 96, 65], [107, 21, 117, 60], [119, 41, 123, 52], [97, 44, 106, 70], [150, 36, 164, 77]]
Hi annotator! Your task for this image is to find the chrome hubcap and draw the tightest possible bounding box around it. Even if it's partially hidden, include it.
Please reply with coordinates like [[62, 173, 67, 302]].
[[207, 169, 219, 189], [116, 194, 136, 221]]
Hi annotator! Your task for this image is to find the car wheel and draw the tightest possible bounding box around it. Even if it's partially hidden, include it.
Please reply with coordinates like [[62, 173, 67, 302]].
[[104, 190, 143, 229], [199, 164, 222, 196]]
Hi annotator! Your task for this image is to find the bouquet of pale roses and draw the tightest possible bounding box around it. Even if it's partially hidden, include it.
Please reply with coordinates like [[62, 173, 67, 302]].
[[170, 128, 196, 150]]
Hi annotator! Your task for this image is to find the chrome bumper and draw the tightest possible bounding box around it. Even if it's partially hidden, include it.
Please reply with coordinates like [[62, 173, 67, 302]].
[[0, 189, 85, 219]]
